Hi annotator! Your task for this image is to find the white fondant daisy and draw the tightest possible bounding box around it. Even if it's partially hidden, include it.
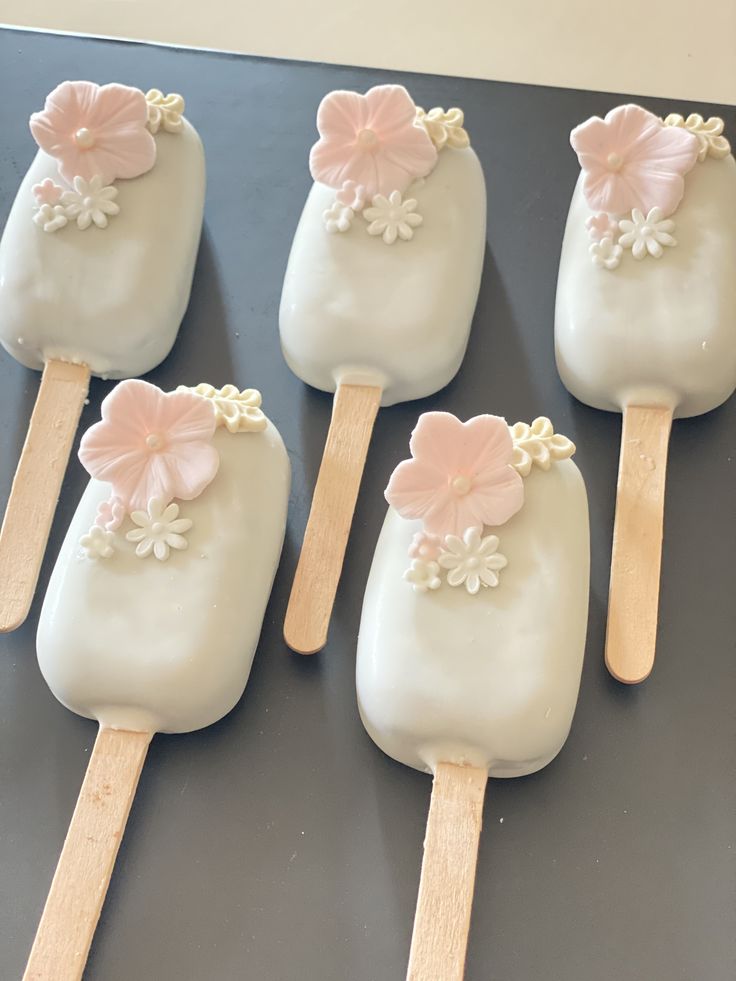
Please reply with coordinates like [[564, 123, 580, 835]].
[[126, 498, 193, 561], [589, 235, 623, 270], [323, 200, 354, 233], [403, 558, 442, 593], [438, 527, 507, 594], [364, 190, 422, 244], [80, 525, 115, 559], [618, 207, 676, 259], [61, 174, 120, 230]]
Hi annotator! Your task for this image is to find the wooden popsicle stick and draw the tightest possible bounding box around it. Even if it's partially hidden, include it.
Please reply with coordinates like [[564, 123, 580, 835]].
[[24, 727, 152, 981], [0, 359, 90, 633], [605, 404, 673, 684], [407, 762, 488, 981], [284, 381, 382, 654]]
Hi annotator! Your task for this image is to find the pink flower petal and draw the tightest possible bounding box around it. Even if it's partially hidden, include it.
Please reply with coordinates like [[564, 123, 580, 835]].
[[364, 85, 418, 134], [159, 441, 220, 503], [385, 458, 453, 521], [315, 89, 370, 141], [408, 412, 467, 474], [155, 389, 218, 444], [465, 466, 524, 528]]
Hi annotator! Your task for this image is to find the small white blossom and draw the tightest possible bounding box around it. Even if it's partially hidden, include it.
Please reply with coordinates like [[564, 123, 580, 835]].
[[126, 498, 192, 561], [336, 180, 367, 211], [80, 525, 115, 559], [618, 207, 676, 259], [404, 558, 442, 593], [590, 235, 623, 270], [438, 527, 507, 594], [323, 200, 354, 233], [33, 203, 68, 233], [364, 190, 422, 244], [62, 175, 120, 230]]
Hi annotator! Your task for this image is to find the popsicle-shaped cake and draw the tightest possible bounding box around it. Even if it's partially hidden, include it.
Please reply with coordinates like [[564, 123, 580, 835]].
[[27, 380, 289, 980], [555, 105, 735, 683], [357, 412, 589, 980], [0, 81, 205, 632], [280, 85, 486, 653]]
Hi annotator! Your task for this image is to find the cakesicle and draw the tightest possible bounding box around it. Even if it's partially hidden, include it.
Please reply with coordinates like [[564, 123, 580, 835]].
[[555, 104, 735, 682], [280, 85, 486, 653], [0, 80, 205, 632], [26, 380, 289, 980], [357, 412, 589, 980]]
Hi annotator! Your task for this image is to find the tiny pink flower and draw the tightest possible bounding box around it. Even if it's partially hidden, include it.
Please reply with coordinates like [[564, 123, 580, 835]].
[[585, 212, 619, 242], [30, 80, 156, 185], [94, 495, 125, 532], [408, 531, 442, 562], [336, 179, 367, 211], [385, 413, 524, 538], [570, 104, 699, 218], [32, 177, 64, 205], [309, 84, 438, 199], [78, 379, 219, 512]]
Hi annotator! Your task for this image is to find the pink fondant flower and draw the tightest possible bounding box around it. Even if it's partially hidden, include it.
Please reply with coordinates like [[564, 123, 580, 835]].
[[336, 179, 367, 211], [585, 212, 619, 242], [385, 413, 524, 538], [32, 178, 64, 206], [408, 531, 442, 562], [94, 495, 125, 532], [570, 104, 699, 217], [309, 84, 438, 199], [79, 379, 219, 512], [30, 80, 156, 185]]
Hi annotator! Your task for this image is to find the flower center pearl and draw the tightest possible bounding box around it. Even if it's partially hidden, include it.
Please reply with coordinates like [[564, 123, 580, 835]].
[[151, 522, 165, 535], [606, 152, 623, 171], [74, 127, 95, 149], [145, 433, 163, 450], [451, 474, 472, 495], [357, 128, 379, 149], [466, 557, 480, 569]]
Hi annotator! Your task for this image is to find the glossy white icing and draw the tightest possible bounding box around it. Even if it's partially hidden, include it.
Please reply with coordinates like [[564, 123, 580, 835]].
[[279, 147, 486, 407], [37, 422, 290, 734], [555, 155, 736, 417], [0, 120, 205, 379], [357, 460, 589, 778]]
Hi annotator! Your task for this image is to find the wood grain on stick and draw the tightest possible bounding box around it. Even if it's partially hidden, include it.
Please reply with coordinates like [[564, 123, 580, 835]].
[[407, 762, 488, 981], [24, 727, 151, 981], [0, 359, 90, 632], [284, 382, 381, 654], [605, 404, 673, 685]]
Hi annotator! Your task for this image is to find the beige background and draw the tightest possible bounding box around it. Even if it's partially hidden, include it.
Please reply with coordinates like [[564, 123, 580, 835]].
[[2, 0, 735, 103]]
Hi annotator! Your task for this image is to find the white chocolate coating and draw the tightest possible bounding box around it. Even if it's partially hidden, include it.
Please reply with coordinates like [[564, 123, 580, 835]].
[[0, 120, 205, 379], [555, 156, 736, 418], [357, 460, 589, 777], [37, 422, 290, 734], [279, 148, 486, 407]]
